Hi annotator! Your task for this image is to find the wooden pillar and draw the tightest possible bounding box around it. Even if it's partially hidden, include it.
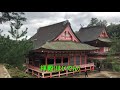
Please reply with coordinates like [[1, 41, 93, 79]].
[[85, 54, 87, 64], [38, 73, 40, 78], [54, 54, 56, 66], [32, 70, 34, 75], [92, 63, 95, 71], [73, 71, 74, 75], [90, 66, 91, 71], [42, 73, 44, 78], [74, 54, 76, 65], [59, 71, 60, 77], [45, 54, 48, 66], [61, 56, 63, 66], [86, 55, 87, 64], [80, 53, 82, 65], [50, 73, 52, 78], [66, 70, 68, 76], [68, 55, 70, 65]]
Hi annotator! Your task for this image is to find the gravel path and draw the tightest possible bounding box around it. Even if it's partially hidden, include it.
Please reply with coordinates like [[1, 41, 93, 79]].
[[72, 70, 120, 78], [0, 64, 11, 78]]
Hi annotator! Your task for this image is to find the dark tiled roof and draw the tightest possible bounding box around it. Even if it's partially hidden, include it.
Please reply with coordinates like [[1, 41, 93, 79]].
[[30, 20, 79, 49], [76, 26, 106, 42], [97, 38, 111, 42], [41, 41, 99, 51]]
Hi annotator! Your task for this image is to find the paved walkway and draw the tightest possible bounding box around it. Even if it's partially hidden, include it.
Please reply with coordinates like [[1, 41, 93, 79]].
[[0, 64, 11, 78]]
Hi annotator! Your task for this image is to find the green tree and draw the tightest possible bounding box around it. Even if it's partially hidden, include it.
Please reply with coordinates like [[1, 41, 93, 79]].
[[0, 29, 3, 36], [87, 18, 107, 27], [0, 12, 26, 24], [0, 12, 33, 70], [87, 18, 99, 27], [109, 32, 120, 53], [107, 23, 120, 38], [8, 12, 27, 41]]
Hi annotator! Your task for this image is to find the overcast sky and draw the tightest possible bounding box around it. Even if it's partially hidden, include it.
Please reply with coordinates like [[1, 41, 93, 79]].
[[1, 12, 120, 39]]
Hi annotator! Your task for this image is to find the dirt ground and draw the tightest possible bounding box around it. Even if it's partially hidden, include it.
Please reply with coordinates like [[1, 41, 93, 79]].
[[72, 70, 120, 78], [0, 64, 11, 78]]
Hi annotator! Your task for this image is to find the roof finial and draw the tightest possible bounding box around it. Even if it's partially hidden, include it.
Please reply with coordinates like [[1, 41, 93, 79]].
[[63, 20, 69, 25], [66, 20, 69, 22], [80, 24, 84, 28]]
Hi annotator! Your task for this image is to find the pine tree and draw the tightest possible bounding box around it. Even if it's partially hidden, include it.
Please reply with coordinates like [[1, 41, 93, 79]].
[[0, 12, 33, 69], [8, 13, 27, 41], [87, 18, 107, 27], [0, 29, 3, 36], [0, 12, 26, 24]]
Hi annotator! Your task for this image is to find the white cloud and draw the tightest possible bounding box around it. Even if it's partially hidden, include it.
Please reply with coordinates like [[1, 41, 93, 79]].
[[92, 12, 120, 17], [1, 12, 120, 39]]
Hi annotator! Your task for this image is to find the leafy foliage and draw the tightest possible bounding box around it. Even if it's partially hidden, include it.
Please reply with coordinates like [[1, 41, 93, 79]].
[[0, 36, 33, 69], [0, 12, 26, 24], [107, 23, 120, 38], [7, 12, 27, 41], [0, 12, 33, 70], [0, 29, 3, 36], [87, 17, 120, 71], [5, 64, 33, 78], [87, 18, 107, 27]]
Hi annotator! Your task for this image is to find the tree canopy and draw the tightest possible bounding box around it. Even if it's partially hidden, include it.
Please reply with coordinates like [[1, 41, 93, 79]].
[[87, 17, 120, 53], [0, 12, 26, 24], [0, 12, 33, 69], [87, 18, 107, 27]]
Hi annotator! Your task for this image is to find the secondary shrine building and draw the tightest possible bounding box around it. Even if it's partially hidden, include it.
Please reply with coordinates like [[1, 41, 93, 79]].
[[76, 26, 111, 61], [26, 20, 98, 78]]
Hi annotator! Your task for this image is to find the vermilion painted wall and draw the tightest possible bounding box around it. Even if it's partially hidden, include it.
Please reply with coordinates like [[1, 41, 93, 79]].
[[94, 47, 109, 53], [97, 30, 109, 53], [99, 30, 109, 38], [100, 47, 104, 52], [54, 25, 79, 42]]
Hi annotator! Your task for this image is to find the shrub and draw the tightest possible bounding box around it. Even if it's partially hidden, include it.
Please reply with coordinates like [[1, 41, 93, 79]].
[[112, 63, 120, 72], [5, 64, 33, 78], [4, 63, 14, 69]]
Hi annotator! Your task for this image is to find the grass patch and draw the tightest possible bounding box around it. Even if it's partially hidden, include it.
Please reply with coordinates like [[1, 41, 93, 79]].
[[4, 64, 34, 78]]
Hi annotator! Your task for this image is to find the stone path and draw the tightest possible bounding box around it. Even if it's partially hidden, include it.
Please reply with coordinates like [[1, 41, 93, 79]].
[[0, 64, 11, 78]]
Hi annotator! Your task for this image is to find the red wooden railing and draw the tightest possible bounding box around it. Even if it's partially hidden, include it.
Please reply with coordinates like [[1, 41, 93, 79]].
[[26, 63, 94, 72]]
